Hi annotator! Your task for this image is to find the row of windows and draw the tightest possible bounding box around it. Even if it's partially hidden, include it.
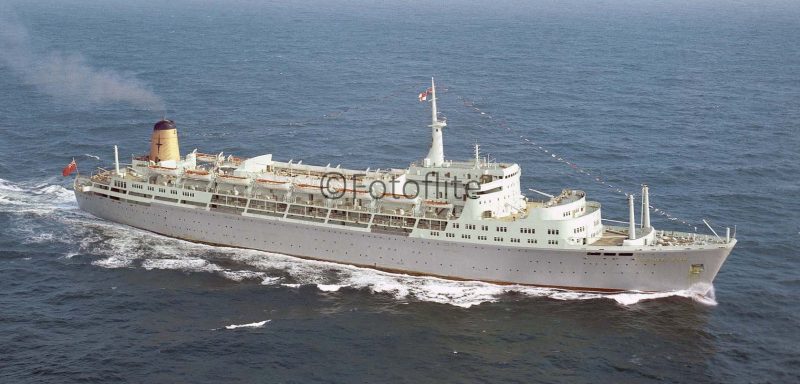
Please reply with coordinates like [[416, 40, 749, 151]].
[[443, 225, 571, 236], [115, 181, 195, 199], [452, 224, 508, 233], [430, 232, 542, 245], [573, 226, 586, 234]]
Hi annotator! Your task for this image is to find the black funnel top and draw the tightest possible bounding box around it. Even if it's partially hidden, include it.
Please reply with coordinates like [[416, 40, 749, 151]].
[[154, 119, 176, 131]]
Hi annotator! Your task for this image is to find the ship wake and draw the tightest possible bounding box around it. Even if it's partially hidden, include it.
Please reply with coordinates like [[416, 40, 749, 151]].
[[1, 177, 717, 308]]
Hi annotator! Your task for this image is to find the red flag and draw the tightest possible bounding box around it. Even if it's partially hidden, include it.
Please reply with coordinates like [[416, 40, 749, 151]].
[[62, 159, 77, 176], [418, 90, 428, 102]]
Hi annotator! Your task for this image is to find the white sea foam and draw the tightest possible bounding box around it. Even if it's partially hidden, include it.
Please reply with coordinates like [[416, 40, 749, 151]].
[[91, 233, 716, 307], [220, 270, 268, 282], [0, 177, 75, 214], [23, 232, 55, 244], [316, 284, 343, 292], [141, 258, 222, 272], [224, 320, 270, 330], [64, 251, 80, 259]]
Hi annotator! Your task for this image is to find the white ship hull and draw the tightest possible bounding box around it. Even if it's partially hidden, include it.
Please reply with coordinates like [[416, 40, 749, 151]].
[[76, 190, 732, 292]]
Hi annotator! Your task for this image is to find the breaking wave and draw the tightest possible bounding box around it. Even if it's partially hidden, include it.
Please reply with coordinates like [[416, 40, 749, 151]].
[[222, 320, 270, 330], [0, 177, 74, 214], [1, 177, 717, 308]]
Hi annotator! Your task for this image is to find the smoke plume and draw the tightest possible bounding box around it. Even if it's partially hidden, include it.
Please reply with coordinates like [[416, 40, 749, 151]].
[[0, 12, 165, 111]]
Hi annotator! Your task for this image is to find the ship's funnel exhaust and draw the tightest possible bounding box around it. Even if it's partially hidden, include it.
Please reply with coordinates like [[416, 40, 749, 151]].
[[150, 119, 180, 165], [642, 184, 651, 229], [628, 194, 636, 240]]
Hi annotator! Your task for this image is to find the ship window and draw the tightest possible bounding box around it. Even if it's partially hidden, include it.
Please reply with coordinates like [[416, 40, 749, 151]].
[[527, 239, 537, 244], [453, 223, 459, 229], [430, 231, 439, 236], [511, 238, 520, 243], [446, 233, 455, 238], [462, 234, 471, 239], [478, 235, 487, 240], [494, 237, 503, 242], [481, 225, 488, 231]]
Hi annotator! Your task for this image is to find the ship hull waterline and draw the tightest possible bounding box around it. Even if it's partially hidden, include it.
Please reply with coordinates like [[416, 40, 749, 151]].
[[76, 191, 732, 293]]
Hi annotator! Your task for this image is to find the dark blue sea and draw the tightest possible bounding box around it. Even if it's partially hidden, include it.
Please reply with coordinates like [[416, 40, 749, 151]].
[[1, 0, 798, 382]]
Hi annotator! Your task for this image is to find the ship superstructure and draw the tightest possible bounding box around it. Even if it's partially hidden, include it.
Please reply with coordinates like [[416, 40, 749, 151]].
[[73, 79, 736, 292]]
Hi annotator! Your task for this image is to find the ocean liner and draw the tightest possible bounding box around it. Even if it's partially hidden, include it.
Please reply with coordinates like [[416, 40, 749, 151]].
[[72, 79, 736, 292]]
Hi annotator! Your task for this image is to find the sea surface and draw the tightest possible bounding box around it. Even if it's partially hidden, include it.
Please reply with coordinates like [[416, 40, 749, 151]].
[[1, 0, 798, 382]]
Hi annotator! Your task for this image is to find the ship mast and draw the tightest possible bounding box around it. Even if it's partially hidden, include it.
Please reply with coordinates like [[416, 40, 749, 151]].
[[425, 77, 446, 167]]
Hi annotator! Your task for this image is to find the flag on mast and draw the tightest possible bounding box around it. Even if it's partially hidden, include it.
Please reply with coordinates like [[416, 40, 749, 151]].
[[62, 159, 77, 176], [418, 88, 431, 102]]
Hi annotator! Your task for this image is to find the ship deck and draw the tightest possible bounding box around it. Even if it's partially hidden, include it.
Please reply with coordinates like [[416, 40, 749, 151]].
[[592, 229, 627, 246]]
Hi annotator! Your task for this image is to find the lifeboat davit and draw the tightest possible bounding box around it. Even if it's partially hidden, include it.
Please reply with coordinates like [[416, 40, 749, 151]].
[[335, 187, 375, 200], [256, 177, 292, 191], [294, 182, 333, 196], [424, 199, 453, 208], [148, 165, 179, 176], [381, 193, 420, 204], [183, 169, 212, 181], [216, 174, 250, 185], [195, 153, 219, 163]]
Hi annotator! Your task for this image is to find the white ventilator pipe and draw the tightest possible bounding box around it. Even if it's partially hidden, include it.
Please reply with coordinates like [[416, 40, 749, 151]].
[[642, 184, 651, 228], [114, 145, 121, 176], [628, 194, 636, 240]]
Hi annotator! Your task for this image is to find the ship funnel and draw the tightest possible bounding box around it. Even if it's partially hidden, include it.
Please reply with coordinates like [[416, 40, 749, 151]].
[[628, 194, 636, 240], [150, 119, 180, 165], [642, 184, 651, 229]]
